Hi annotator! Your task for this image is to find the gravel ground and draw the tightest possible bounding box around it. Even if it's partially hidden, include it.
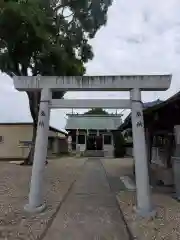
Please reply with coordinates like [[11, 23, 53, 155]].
[[102, 158, 180, 240], [0, 157, 86, 240], [101, 157, 134, 178], [1, 156, 179, 240], [117, 191, 180, 240]]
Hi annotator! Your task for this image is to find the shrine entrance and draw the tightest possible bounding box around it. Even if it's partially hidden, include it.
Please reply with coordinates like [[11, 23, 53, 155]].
[[86, 134, 103, 151], [13, 74, 172, 217], [87, 135, 96, 150], [96, 135, 103, 150]]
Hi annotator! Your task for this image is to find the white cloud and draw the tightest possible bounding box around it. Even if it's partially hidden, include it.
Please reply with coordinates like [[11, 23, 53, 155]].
[[0, 0, 180, 129]]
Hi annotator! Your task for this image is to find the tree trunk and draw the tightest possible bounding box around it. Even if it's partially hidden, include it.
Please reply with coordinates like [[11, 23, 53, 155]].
[[28, 122, 37, 164], [22, 90, 64, 165], [22, 91, 40, 165]]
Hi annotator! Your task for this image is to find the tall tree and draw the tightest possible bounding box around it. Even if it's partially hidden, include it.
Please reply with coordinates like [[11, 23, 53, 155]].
[[0, 0, 113, 164], [84, 108, 109, 115]]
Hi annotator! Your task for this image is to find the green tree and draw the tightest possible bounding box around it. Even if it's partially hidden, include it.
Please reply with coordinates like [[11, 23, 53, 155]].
[[84, 108, 109, 115], [0, 0, 113, 164], [113, 131, 126, 158]]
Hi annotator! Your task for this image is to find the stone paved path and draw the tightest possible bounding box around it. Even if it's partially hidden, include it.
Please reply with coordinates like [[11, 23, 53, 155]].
[[44, 158, 129, 240]]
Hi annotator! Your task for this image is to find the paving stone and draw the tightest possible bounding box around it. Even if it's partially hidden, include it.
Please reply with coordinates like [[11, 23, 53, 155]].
[[44, 159, 129, 240]]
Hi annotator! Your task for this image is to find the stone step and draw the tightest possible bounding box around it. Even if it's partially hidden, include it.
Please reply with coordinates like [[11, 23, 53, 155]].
[[84, 150, 104, 157]]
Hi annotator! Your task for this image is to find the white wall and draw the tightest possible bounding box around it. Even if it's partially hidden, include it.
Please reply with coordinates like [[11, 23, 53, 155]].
[[0, 124, 65, 159], [0, 124, 33, 159]]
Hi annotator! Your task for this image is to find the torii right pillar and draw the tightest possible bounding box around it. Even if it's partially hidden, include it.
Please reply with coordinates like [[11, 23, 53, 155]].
[[130, 88, 155, 217]]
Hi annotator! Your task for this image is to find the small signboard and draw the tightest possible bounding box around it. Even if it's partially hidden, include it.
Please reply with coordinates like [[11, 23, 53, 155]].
[[19, 141, 33, 147], [18, 141, 33, 158]]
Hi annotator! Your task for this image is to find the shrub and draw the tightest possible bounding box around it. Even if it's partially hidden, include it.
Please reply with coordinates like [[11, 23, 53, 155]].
[[113, 131, 126, 158]]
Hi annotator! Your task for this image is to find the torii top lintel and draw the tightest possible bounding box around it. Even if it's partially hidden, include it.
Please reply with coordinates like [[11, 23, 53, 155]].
[[13, 75, 172, 91]]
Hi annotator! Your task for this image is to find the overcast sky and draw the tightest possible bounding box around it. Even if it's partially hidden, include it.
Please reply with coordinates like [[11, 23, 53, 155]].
[[0, 0, 180, 130]]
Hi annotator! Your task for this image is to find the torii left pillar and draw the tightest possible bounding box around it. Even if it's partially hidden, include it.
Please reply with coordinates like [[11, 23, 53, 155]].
[[24, 88, 51, 213]]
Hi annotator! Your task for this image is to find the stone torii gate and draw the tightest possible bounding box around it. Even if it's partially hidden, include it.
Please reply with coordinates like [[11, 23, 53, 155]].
[[13, 74, 172, 217]]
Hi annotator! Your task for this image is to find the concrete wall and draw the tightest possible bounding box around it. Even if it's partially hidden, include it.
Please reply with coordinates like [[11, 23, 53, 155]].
[[0, 124, 33, 159], [0, 124, 67, 159]]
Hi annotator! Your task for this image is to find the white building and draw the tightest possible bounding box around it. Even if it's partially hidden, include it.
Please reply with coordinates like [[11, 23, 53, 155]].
[[65, 111, 122, 157]]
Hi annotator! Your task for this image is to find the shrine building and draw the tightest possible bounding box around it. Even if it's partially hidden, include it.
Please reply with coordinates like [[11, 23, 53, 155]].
[[65, 109, 122, 157]]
